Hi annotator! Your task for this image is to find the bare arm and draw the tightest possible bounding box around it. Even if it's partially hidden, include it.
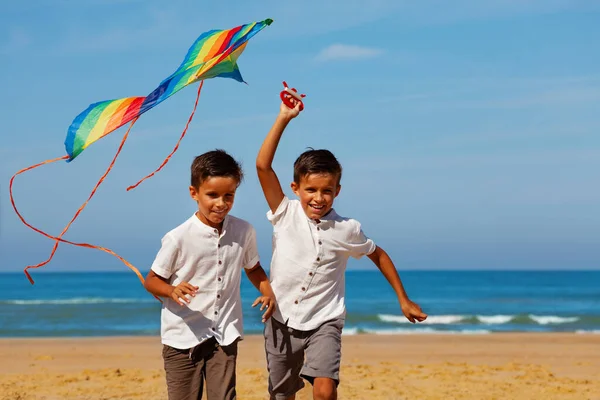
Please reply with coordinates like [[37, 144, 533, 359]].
[[367, 246, 427, 323], [256, 102, 301, 213], [245, 263, 277, 321], [144, 270, 198, 306]]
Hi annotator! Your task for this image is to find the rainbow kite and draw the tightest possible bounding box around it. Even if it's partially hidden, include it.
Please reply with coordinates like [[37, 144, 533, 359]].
[[10, 18, 273, 286]]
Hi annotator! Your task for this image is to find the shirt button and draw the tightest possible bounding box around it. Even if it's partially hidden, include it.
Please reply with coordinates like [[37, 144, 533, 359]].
[[214, 311, 218, 315], [301, 287, 306, 291], [317, 227, 320, 231], [309, 272, 313, 276], [218, 244, 221, 248], [214, 229, 218, 234], [218, 277, 222, 282], [217, 294, 221, 299], [218, 260, 222, 265], [212, 327, 216, 331], [318, 241, 322, 245], [294, 300, 299, 304], [316, 257, 320, 262]]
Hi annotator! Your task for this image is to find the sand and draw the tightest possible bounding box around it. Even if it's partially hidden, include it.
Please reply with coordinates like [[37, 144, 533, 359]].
[[1, 334, 599, 399]]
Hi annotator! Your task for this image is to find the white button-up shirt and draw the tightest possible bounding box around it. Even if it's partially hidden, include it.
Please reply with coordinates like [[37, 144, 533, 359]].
[[151, 214, 259, 349], [267, 197, 376, 330]]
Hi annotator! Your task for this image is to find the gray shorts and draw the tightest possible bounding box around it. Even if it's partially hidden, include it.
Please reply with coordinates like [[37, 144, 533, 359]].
[[263, 317, 343, 400], [163, 337, 238, 400]]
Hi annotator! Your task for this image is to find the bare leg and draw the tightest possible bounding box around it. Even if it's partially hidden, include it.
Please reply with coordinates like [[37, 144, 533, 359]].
[[313, 377, 337, 400]]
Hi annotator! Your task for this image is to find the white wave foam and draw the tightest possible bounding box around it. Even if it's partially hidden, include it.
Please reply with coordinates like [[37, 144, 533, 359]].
[[378, 314, 465, 324], [3, 298, 149, 305], [457, 329, 492, 335], [378, 314, 410, 324], [529, 315, 579, 325], [364, 328, 490, 335], [342, 328, 359, 336], [576, 330, 600, 334], [477, 315, 513, 324], [379, 314, 581, 326]]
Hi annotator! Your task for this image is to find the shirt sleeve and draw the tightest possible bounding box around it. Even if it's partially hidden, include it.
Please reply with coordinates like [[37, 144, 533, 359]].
[[243, 225, 260, 270], [266, 196, 291, 227], [150, 233, 180, 280], [347, 222, 377, 259]]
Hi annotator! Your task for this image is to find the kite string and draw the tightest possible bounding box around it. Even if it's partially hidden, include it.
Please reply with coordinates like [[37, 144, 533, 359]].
[[126, 80, 204, 192]]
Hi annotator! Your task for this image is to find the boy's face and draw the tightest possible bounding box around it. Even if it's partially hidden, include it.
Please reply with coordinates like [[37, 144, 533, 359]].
[[291, 173, 341, 221], [189, 176, 238, 229]]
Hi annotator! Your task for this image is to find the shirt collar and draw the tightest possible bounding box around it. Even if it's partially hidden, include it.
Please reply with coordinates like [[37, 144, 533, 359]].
[[191, 212, 229, 236], [307, 208, 338, 224]]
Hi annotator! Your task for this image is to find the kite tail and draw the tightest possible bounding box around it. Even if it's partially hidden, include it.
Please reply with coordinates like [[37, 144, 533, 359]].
[[27, 120, 133, 276], [126, 81, 204, 192], [9, 156, 70, 281], [9, 158, 145, 285], [10, 156, 71, 280], [9, 120, 147, 290]]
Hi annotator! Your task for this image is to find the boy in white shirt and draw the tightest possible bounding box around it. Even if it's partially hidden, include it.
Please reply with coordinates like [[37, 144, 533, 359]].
[[256, 103, 427, 400], [144, 149, 276, 400]]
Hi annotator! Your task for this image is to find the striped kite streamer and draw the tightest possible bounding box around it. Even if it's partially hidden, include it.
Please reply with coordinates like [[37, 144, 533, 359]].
[[9, 18, 273, 286]]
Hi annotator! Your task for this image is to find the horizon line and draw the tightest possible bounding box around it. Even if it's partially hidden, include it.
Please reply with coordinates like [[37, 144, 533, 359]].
[[0, 268, 598, 275]]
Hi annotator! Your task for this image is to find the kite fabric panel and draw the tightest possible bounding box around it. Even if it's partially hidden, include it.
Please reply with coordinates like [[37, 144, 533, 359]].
[[65, 18, 272, 161]]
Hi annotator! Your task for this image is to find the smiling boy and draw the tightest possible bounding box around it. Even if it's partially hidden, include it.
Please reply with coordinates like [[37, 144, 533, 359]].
[[144, 149, 276, 400], [256, 103, 427, 400]]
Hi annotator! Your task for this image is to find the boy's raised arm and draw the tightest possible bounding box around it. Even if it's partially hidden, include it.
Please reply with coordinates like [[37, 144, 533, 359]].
[[256, 102, 301, 213]]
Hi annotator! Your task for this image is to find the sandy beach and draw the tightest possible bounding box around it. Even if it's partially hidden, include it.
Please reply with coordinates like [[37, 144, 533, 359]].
[[0, 333, 599, 399]]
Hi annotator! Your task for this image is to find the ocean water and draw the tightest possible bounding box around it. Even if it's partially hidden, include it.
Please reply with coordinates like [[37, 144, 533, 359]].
[[0, 270, 598, 337]]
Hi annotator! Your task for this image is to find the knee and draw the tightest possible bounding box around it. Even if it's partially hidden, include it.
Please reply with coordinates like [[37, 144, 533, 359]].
[[313, 378, 337, 400]]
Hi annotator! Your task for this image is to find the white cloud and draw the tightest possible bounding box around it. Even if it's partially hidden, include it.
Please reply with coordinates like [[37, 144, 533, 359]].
[[316, 44, 383, 62]]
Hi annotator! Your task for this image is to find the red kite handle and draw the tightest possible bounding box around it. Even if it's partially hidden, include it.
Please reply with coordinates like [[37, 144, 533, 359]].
[[280, 81, 306, 111]]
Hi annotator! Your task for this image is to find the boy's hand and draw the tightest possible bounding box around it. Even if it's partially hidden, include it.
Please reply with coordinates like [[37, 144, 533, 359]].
[[170, 281, 199, 306], [400, 299, 428, 323], [279, 101, 301, 121], [252, 295, 276, 322]]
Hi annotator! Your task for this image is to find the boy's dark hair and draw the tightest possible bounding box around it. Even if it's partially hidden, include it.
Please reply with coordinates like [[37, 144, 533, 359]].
[[293, 148, 342, 185], [190, 149, 243, 188]]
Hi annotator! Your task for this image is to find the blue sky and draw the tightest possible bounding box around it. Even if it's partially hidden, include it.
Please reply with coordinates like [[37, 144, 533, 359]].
[[1, 0, 599, 274]]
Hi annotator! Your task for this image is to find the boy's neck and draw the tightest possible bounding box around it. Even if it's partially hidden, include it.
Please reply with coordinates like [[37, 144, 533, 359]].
[[195, 211, 224, 233], [308, 208, 334, 224]]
